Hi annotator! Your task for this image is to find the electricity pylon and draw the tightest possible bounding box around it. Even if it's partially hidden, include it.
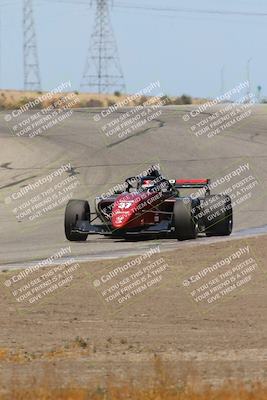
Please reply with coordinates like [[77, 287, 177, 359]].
[[81, 0, 126, 94], [23, 0, 41, 91]]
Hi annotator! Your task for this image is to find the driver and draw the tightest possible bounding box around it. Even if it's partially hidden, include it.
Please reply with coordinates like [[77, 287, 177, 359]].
[[141, 179, 155, 191], [139, 176, 174, 193]]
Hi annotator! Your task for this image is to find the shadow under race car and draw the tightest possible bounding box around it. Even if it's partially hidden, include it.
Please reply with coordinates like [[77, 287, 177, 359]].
[[64, 169, 233, 242]]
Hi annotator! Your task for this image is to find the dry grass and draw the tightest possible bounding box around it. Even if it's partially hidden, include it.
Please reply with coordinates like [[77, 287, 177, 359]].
[[2, 378, 267, 400], [0, 357, 266, 400], [0, 338, 90, 363], [0, 90, 203, 110], [1, 385, 267, 400]]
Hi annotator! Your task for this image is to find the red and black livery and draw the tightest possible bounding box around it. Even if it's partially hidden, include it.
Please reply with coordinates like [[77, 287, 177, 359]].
[[64, 169, 233, 241]]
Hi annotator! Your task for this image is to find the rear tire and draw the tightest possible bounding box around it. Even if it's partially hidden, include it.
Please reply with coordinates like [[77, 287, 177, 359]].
[[173, 199, 197, 241], [64, 200, 90, 241], [202, 195, 233, 236]]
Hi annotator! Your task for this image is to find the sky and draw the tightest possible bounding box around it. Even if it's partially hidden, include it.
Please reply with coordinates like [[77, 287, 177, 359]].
[[1, 0, 267, 98]]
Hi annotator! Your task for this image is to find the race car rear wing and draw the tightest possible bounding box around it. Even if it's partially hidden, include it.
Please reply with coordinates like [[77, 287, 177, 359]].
[[169, 179, 211, 193]]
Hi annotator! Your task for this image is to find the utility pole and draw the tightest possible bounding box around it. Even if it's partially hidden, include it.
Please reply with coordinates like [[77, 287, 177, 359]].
[[257, 85, 262, 103], [246, 57, 252, 97], [220, 65, 225, 96], [23, 0, 41, 91], [81, 0, 126, 94]]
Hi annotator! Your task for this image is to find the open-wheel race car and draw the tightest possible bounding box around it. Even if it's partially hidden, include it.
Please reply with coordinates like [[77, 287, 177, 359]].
[[64, 168, 233, 241]]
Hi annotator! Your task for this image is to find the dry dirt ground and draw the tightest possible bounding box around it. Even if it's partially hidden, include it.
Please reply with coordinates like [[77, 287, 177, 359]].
[[0, 235, 266, 391]]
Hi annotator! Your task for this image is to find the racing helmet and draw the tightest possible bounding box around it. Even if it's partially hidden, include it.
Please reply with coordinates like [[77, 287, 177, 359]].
[[140, 178, 155, 190]]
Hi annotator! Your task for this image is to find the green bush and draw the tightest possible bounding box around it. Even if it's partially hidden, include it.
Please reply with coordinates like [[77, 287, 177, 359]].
[[181, 94, 192, 104]]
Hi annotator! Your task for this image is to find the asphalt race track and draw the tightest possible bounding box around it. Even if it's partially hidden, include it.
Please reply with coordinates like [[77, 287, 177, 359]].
[[0, 105, 267, 267]]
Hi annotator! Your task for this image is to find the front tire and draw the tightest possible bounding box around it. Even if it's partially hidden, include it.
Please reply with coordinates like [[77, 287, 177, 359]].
[[64, 200, 90, 241], [173, 199, 197, 241]]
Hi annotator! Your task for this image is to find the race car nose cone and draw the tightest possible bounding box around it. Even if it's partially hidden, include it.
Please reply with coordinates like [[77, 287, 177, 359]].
[[112, 193, 136, 228], [111, 191, 161, 229], [113, 213, 128, 227]]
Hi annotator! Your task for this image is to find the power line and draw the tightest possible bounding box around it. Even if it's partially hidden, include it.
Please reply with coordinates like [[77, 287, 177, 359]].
[[1, 0, 267, 18], [39, 0, 91, 5], [114, 3, 267, 17], [39, 0, 267, 18], [0, 1, 21, 6]]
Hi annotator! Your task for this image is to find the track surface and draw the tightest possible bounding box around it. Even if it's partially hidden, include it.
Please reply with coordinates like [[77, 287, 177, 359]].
[[0, 105, 267, 267]]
